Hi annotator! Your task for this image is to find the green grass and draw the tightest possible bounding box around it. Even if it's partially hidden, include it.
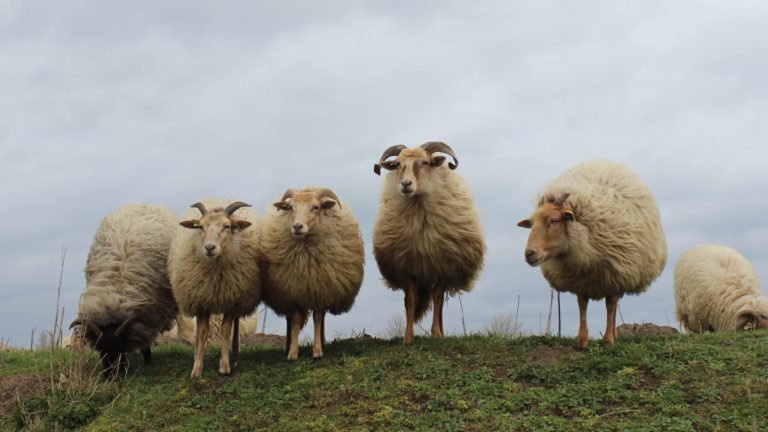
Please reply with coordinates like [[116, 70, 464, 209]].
[[2, 331, 767, 431]]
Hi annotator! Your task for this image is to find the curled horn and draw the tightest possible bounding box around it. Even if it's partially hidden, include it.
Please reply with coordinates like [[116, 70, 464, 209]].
[[190, 202, 208, 216], [280, 189, 296, 202], [115, 316, 139, 338], [553, 193, 571, 208], [224, 201, 252, 216], [373, 144, 407, 175], [70, 318, 102, 338], [421, 141, 458, 170], [317, 188, 341, 208]]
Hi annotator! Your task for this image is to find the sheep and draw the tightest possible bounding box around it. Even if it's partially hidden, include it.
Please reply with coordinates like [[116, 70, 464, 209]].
[[517, 160, 667, 348], [70, 204, 179, 376], [167, 313, 260, 345], [260, 187, 365, 360], [674, 244, 768, 332], [168, 199, 261, 377], [372, 142, 485, 344]]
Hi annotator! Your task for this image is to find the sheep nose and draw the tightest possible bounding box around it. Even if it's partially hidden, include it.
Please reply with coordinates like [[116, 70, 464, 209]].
[[525, 249, 535, 259], [401, 179, 412, 187], [293, 223, 304, 231], [205, 244, 216, 253]]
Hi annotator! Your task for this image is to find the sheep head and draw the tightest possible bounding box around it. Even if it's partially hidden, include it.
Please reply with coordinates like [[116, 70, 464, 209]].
[[180, 201, 253, 258], [373, 141, 458, 197], [517, 193, 575, 267], [273, 188, 340, 238], [69, 316, 140, 378], [738, 311, 768, 331]]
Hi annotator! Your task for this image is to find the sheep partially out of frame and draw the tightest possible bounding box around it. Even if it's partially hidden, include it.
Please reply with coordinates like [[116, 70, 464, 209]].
[[71, 204, 179, 377], [261, 187, 364, 360], [372, 142, 485, 344], [675, 244, 768, 332], [168, 199, 261, 377], [164, 313, 259, 345], [518, 160, 667, 349]]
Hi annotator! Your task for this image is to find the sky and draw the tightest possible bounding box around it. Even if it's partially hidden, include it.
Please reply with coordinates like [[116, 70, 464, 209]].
[[1, 1, 767, 347]]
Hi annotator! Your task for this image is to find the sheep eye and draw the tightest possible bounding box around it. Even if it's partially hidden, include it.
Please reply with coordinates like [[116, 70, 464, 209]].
[[311, 206, 319, 211], [224, 225, 231, 230], [422, 161, 429, 166], [550, 219, 560, 225]]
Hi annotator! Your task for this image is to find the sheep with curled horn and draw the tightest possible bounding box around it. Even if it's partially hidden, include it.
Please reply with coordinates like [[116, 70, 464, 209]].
[[517, 160, 667, 349], [72, 204, 179, 377], [372, 142, 485, 344], [168, 199, 262, 377], [260, 187, 364, 360]]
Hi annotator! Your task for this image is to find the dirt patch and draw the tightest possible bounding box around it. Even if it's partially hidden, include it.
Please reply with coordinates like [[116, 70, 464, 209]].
[[617, 323, 679, 337], [240, 333, 286, 346], [0, 373, 48, 417], [522, 346, 583, 367]]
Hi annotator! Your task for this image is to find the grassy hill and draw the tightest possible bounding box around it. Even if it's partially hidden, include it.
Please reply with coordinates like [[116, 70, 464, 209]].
[[1, 331, 767, 431]]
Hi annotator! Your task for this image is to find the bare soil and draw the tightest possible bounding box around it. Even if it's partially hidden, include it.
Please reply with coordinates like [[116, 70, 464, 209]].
[[522, 346, 584, 367], [0, 373, 47, 416], [617, 322, 679, 337]]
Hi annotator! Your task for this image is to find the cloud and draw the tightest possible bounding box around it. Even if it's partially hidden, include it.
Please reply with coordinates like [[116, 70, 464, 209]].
[[1, 1, 767, 345]]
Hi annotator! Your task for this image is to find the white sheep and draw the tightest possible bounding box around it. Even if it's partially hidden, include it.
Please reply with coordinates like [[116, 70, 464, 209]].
[[71, 204, 179, 376], [372, 142, 485, 344], [168, 199, 261, 377], [674, 243, 768, 332], [517, 160, 667, 348], [261, 187, 365, 360]]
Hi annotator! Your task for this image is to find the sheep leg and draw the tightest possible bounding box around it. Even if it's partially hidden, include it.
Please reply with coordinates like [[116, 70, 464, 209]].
[[231, 317, 240, 367], [142, 347, 152, 365], [191, 312, 210, 378], [218, 313, 234, 376], [431, 285, 445, 338], [287, 311, 303, 360], [313, 310, 325, 359], [602, 296, 618, 346], [321, 313, 326, 346], [285, 316, 291, 354], [576, 295, 589, 350], [404, 281, 417, 344]]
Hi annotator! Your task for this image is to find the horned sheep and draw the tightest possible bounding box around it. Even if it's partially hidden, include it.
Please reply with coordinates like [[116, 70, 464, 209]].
[[674, 244, 768, 332], [372, 142, 485, 344], [71, 204, 179, 377], [261, 187, 364, 360], [517, 160, 667, 348], [168, 199, 261, 377]]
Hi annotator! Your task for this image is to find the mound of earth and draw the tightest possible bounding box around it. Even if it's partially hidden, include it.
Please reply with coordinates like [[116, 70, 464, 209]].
[[1, 373, 47, 417], [522, 346, 583, 367], [617, 322, 679, 337]]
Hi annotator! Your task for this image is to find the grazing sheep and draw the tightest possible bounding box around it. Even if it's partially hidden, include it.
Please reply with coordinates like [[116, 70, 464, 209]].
[[674, 244, 768, 332], [168, 199, 261, 377], [71, 204, 178, 376], [167, 313, 259, 345], [372, 142, 485, 344], [261, 187, 364, 360], [517, 160, 667, 348]]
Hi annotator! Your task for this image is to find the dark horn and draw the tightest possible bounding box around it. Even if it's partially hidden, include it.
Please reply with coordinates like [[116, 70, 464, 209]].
[[115, 316, 139, 338], [224, 201, 252, 216], [553, 193, 571, 208], [373, 144, 407, 175], [317, 188, 341, 208], [190, 202, 208, 216], [420, 141, 458, 170], [70, 318, 102, 338]]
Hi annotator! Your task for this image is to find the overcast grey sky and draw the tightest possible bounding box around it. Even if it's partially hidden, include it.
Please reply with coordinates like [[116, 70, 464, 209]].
[[2, 1, 767, 346]]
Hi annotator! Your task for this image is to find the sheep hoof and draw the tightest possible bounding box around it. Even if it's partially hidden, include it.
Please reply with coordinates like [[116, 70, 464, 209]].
[[600, 338, 615, 347], [287, 352, 299, 361], [218, 370, 232, 377], [190, 369, 202, 379], [312, 351, 323, 360], [575, 339, 589, 351]]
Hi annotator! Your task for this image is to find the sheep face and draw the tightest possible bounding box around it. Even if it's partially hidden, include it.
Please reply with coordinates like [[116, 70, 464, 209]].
[[739, 312, 768, 330], [517, 202, 575, 267], [382, 148, 448, 197], [70, 318, 138, 378], [273, 189, 339, 238], [180, 202, 253, 258]]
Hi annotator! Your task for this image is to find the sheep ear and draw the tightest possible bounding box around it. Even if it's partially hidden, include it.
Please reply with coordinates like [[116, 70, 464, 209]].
[[233, 221, 252, 231], [563, 211, 575, 222], [180, 220, 201, 229], [517, 219, 532, 229], [273, 202, 291, 211], [379, 161, 399, 171], [321, 198, 337, 210], [739, 313, 759, 330], [430, 156, 446, 167]]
